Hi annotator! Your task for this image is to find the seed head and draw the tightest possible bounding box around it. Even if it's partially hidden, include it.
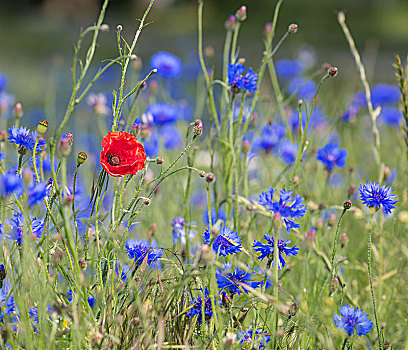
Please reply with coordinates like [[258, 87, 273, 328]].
[[77, 152, 87, 166], [37, 119, 48, 134]]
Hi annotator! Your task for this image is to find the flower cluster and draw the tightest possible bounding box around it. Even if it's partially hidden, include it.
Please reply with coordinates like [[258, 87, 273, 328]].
[[8, 126, 46, 152], [125, 239, 162, 267], [216, 264, 261, 296], [186, 287, 214, 324]]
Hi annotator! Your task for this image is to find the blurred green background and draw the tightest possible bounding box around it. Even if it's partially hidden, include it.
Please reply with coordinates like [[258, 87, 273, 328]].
[[1, 0, 407, 109]]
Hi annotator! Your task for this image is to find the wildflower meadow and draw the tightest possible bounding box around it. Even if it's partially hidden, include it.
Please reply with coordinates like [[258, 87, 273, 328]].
[[0, 0, 407, 349]]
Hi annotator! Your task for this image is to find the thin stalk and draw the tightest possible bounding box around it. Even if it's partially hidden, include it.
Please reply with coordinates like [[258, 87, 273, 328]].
[[330, 208, 347, 281], [338, 12, 382, 181], [230, 22, 241, 65], [32, 137, 41, 182]]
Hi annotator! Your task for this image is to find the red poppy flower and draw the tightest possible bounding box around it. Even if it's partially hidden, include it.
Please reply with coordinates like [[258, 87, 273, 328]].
[[100, 131, 146, 177]]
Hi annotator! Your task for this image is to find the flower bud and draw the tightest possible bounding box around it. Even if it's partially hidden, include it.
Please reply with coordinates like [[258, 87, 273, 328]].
[[149, 80, 158, 95], [327, 213, 337, 226], [328, 67, 338, 77], [383, 166, 391, 181], [63, 194, 73, 206], [200, 244, 216, 266], [77, 152, 87, 166], [59, 136, 72, 157], [14, 103, 23, 118], [383, 341, 390, 349], [343, 200, 352, 210], [221, 292, 231, 309], [78, 258, 87, 271], [272, 212, 281, 231], [347, 185, 356, 197], [224, 15, 236, 30], [22, 168, 32, 186], [205, 173, 215, 183], [117, 24, 123, 32], [156, 157, 163, 165], [193, 119, 203, 136], [235, 6, 247, 21], [0, 131, 7, 142], [288, 23, 298, 34], [223, 332, 236, 348], [37, 119, 48, 134], [304, 227, 316, 249], [199, 171, 206, 178], [340, 233, 349, 248], [264, 22, 272, 37], [288, 301, 299, 316], [329, 278, 339, 294], [143, 198, 150, 206], [204, 45, 214, 58], [238, 58, 246, 65], [101, 24, 109, 32], [18, 145, 28, 155], [242, 140, 250, 154], [315, 218, 324, 230]]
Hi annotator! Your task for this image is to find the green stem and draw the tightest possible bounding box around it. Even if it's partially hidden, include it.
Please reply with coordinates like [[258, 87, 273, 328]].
[[330, 209, 347, 281], [368, 227, 382, 350]]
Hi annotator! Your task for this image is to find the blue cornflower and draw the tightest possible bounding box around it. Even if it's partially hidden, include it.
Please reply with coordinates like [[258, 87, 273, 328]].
[[0, 282, 15, 321], [8, 212, 44, 243], [125, 239, 162, 267], [371, 83, 400, 107], [8, 126, 46, 151], [186, 287, 213, 324], [316, 143, 348, 171], [143, 131, 160, 157], [0, 171, 24, 198], [171, 216, 197, 245], [146, 103, 179, 126], [333, 305, 373, 337], [253, 234, 299, 269], [203, 226, 242, 257], [150, 51, 183, 79], [275, 59, 304, 80], [237, 329, 271, 349], [28, 306, 39, 325], [162, 125, 183, 150], [27, 181, 47, 206], [87, 296, 96, 308], [359, 181, 398, 215], [258, 187, 307, 232], [252, 122, 286, 154], [227, 64, 258, 93], [278, 140, 297, 165], [0, 73, 7, 92], [216, 264, 261, 295], [378, 106, 403, 127], [288, 77, 317, 100], [115, 261, 131, 282], [289, 107, 328, 132]]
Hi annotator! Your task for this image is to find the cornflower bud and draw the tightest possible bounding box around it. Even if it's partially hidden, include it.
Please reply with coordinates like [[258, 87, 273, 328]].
[[329, 278, 339, 294], [288, 301, 299, 316], [347, 185, 356, 196], [383, 166, 391, 181], [328, 66, 338, 77], [37, 119, 48, 134], [199, 171, 206, 178], [264, 22, 272, 37], [22, 168, 32, 186], [193, 119, 203, 136], [156, 157, 163, 165], [340, 233, 349, 248], [343, 200, 352, 210], [117, 24, 123, 32], [272, 212, 281, 231], [143, 198, 150, 206], [235, 6, 247, 21], [225, 15, 237, 31], [18, 145, 28, 155], [206, 173, 215, 183], [77, 152, 87, 166], [78, 258, 87, 271], [242, 140, 250, 154], [288, 23, 298, 34], [0, 131, 7, 142], [101, 24, 110, 32], [327, 213, 337, 226], [14, 103, 23, 118]]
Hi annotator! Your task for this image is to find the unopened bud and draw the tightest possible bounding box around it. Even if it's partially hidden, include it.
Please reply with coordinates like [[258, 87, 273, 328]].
[[117, 24, 123, 32], [238, 58, 246, 65], [18, 145, 28, 155], [130, 54, 137, 61], [22, 168, 32, 186], [199, 171, 206, 178], [0, 131, 7, 142], [329, 278, 339, 294], [383, 341, 390, 349], [78, 258, 87, 270], [383, 166, 391, 181], [264, 22, 272, 37], [37, 120, 48, 134], [340, 233, 349, 248], [223, 332, 236, 348], [143, 198, 150, 206], [204, 45, 214, 58], [288, 23, 298, 34], [328, 67, 338, 77], [242, 140, 250, 154], [100, 24, 110, 32], [193, 119, 203, 136], [272, 212, 281, 230], [221, 292, 231, 309], [347, 185, 356, 197], [327, 213, 337, 226], [304, 227, 316, 249], [77, 152, 87, 166], [206, 173, 215, 183], [288, 302, 299, 316], [156, 157, 163, 165], [235, 6, 247, 21], [315, 218, 324, 230], [14, 103, 23, 118], [343, 200, 352, 210], [224, 15, 237, 31]]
